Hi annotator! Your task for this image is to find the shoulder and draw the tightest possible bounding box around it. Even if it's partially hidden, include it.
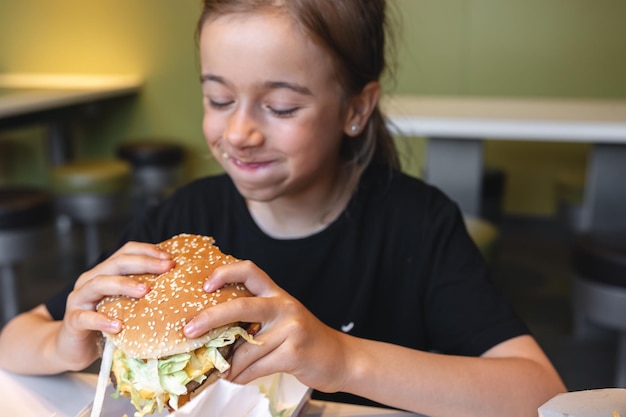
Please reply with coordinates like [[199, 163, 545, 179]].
[[357, 164, 459, 223], [360, 164, 449, 200], [353, 164, 471, 260]]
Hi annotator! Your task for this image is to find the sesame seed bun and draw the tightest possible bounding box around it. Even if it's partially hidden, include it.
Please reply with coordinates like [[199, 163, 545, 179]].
[[97, 234, 253, 359]]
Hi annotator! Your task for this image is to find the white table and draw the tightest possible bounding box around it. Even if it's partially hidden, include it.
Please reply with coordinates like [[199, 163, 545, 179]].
[[382, 95, 626, 231], [0, 73, 142, 165], [0, 370, 420, 417]]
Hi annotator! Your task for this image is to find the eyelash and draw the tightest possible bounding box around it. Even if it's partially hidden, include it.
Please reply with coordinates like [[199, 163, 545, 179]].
[[208, 99, 299, 118], [268, 107, 299, 117], [209, 99, 232, 109]]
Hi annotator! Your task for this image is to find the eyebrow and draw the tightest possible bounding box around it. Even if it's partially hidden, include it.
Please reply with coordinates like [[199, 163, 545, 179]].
[[200, 74, 226, 85], [263, 81, 312, 96], [200, 74, 312, 96]]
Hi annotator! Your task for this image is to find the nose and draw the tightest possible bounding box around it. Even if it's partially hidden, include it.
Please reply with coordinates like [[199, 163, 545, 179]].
[[223, 106, 264, 148]]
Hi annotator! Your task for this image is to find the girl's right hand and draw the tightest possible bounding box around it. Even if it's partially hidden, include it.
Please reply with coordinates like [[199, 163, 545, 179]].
[[55, 241, 175, 370]]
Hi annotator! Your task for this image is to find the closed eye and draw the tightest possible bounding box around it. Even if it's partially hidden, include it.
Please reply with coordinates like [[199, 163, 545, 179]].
[[209, 99, 234, 109]]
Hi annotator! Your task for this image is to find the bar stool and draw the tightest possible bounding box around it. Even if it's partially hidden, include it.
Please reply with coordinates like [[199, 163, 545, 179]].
[[50, 159, 131, 265], [464, 215, 500, 264], [555, 170, 585, 233], [572, 231, 626, 387], [0, 185, 54, 323], [116, 141, 185, 212]]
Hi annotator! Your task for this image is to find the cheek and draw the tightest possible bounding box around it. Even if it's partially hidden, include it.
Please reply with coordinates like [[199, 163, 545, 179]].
[[202, 113, 226, 163], [288, 118, 343, 157], [202, 112, 221, 146]]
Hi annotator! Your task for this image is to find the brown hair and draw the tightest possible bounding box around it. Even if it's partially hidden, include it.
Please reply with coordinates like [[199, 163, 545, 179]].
[[196, 0, 400, 177]]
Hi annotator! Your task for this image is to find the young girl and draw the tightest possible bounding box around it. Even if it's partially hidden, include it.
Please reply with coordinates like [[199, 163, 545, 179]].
[[0, 1, 565, 416]]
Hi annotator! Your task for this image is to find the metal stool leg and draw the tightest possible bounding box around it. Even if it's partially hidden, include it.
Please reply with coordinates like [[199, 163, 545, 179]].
[[616, 333, 626, 388], [1, 264, 19, 324]]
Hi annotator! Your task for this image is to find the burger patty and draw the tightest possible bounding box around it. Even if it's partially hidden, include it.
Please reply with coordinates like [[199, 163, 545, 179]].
[[186, 322, 260, 392], [186, 344, 234, 393]]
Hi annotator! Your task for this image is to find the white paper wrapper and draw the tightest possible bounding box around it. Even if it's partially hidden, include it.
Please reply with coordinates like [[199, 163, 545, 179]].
[[174, 373, 310, 417], [538, 389, 626, 417], [79, 373, 310, 417], [171, 378, 271, 417]]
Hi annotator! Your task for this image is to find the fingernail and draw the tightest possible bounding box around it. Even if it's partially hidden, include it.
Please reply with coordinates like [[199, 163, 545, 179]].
[[136, 283, 149, 292], [158, 251, 171, 259], [204, 280, 217, 292], [108, 320, 121, 332], [184, 322, 196, 336]]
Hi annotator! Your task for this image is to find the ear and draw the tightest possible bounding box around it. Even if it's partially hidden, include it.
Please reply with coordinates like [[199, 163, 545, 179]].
[[343, 81, 381, 137]]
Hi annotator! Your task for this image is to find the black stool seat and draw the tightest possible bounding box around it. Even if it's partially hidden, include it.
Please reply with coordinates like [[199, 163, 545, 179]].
[[0, 186, 54, 230], [116, 141, 185, 213], [573, 232, 626, 288], [571, 230, 626, 387], [117, 142, 184, 167]]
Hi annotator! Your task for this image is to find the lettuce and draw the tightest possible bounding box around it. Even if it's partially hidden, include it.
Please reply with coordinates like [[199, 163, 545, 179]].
[[112, 325, 257, 417]]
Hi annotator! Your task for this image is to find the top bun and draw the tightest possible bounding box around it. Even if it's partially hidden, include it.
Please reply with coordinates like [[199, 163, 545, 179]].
[[97, 234, 253, 359]]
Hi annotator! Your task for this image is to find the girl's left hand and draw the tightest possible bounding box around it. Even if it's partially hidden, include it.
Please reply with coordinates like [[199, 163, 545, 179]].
[[183, 260, 351, 393]]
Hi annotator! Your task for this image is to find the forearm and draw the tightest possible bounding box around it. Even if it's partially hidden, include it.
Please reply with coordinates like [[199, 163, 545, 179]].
[[339, 335, 565, 417], [0, 305, 90, 374]]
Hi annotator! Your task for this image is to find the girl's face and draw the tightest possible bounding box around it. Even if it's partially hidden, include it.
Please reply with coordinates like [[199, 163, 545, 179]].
[[199, 12, 353, 203]]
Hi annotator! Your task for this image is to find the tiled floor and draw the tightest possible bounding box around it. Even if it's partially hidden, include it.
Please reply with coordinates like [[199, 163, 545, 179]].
[[3, 215, 619, 390]]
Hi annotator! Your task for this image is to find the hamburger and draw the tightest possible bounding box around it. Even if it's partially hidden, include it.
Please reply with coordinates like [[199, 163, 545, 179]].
[[96, 234, 259, 416]]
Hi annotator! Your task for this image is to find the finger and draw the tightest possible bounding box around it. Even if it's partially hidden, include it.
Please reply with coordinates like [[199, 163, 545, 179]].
[[98, 241, 173, 274], [65, 309, 122, 335], [110, 241, 172, 260], [227, 329, 286, 384], [77, 254, 173, 289], [184, 295, 271, 338], [100, 253, 173, 277], [203, 261, 279, 296], [69, 275, 151, 309], [229, 348, 277, 386]]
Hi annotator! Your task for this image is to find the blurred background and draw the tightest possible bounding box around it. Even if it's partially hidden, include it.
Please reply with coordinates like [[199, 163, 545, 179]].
[[1, 0, 624, 213], [1, 0, 625, 393]]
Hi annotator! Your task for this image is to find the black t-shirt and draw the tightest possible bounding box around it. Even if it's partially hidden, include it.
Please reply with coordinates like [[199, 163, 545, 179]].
[[45, 164, 528, 406]]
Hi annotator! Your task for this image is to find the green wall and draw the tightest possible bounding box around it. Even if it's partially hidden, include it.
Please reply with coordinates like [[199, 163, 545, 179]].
[[0, 0, 214, 182], [390, 0, 626, 215], [1, 0, 625, 215]]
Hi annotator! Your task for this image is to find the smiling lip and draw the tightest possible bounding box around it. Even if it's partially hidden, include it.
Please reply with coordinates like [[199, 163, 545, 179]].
[[228, 155, 274, 171]]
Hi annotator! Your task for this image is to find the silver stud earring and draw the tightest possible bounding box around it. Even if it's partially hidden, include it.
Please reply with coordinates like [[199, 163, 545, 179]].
[[222, 151, 229, 159], [350, 124, 359, 134]]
